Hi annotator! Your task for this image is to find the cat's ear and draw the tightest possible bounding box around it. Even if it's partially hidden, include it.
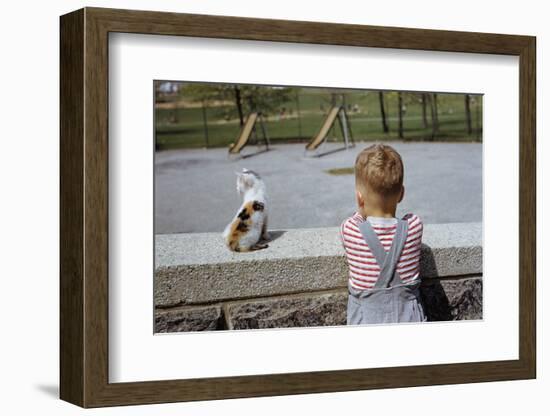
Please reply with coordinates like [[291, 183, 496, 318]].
[[240, 173, 255, 188]]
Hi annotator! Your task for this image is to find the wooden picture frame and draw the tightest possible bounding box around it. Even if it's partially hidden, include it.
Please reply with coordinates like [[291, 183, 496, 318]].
[[60, 7, 536, 408]]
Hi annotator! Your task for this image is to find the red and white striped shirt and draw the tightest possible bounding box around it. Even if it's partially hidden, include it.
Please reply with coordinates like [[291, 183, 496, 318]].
[[340, 212, 423, 290]]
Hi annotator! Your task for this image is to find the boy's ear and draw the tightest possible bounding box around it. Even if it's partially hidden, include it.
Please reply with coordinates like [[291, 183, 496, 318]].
[[398, 186, 405, 203], [355, 189, 364, 207]]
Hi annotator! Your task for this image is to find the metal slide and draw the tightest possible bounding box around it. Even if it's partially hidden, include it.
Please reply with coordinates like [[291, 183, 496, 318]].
[[305, 107, 341, 151], [229, 113, 259, 154]]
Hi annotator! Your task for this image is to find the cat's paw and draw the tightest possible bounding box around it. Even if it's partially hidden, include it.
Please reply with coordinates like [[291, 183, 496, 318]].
[[251, 242, 269, 251]]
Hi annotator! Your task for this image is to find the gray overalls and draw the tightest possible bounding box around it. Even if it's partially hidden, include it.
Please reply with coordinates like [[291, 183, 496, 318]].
[[347, 218, 426, 325]]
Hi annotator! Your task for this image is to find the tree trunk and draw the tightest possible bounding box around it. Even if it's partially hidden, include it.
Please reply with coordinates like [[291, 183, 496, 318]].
[[201, 101, 209, 148], [330, 93, 338, 107], [433, 93, 439, 132], [378, 92, 389, 133], [430, 93, 439, 140], [464, 94, 473, 135], [421, 93, 428, 128], [295, 90, 303, 138], [171, 101, 178, 124], [234, 86, 244, 126], [398, 92, 404, 139]]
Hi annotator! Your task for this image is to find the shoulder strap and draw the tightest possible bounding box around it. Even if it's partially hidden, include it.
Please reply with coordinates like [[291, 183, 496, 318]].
[[376, 219, 409, 288], [357, 220, 387, 266], [357, 218, 409, 289]]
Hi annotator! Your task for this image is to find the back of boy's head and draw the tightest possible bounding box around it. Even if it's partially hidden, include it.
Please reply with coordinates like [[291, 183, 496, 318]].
[[355, 144, 404, 197]]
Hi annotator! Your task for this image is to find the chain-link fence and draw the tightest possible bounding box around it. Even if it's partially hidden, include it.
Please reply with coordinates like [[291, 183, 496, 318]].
[[155, 82, 482, 150]]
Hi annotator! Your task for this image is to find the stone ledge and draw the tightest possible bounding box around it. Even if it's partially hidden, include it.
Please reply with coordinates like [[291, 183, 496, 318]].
[[155, 223, 482, 307], [155, 304, 223, 332], [421, 276, 483, 321], [154, 276, 483, 332], [225, 291, 347, 330]]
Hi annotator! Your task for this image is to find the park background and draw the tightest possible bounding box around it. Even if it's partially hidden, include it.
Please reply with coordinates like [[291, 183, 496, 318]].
[[155, 83, 483, 234], [0, 0, 547, 415], [155, 82, 482, 150]]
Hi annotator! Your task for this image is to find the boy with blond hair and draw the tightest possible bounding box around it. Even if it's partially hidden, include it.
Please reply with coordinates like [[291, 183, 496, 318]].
[[340, 144, 426, 324]]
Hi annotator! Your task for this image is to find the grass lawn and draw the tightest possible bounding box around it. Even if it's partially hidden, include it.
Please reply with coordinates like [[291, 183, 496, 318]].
[[155, 88, 482, 150], [325, 167, 355, 175]]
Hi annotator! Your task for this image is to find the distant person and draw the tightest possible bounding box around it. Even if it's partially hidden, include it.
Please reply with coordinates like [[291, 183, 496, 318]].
[[339, 144, 426, 325]]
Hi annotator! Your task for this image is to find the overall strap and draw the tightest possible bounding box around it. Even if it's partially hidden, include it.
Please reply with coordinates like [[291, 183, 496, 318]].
[[358, 218, 409, 289], [357, 220, 387, 266], [379, 219, 409, 288]]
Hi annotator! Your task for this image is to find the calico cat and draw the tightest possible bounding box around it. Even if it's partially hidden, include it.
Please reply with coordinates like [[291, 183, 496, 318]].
[[223, 168, 269, 252]]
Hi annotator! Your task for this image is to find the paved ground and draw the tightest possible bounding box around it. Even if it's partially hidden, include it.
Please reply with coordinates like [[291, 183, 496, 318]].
[[155, 142, 482, 234]]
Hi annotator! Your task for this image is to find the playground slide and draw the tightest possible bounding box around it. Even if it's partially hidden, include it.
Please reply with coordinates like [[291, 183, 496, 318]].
[[229, 112, 259, 154], [305, 107, 341, 151]]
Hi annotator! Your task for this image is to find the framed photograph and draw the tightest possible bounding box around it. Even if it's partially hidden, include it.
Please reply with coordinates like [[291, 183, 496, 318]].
[[60, 7, 536, 408]]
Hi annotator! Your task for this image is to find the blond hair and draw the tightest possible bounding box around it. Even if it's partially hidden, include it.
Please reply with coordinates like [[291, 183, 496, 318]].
[[355, 144, 404, 196]]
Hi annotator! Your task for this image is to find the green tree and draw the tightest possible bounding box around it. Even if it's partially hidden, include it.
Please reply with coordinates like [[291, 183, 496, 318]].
[[180, 83, 298, 122], [178, 83, 223, 105], [177, 83, 225, 147], [238, 85, 298, 115]]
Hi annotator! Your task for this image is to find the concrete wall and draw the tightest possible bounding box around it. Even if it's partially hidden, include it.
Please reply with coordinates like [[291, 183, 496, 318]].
[[155, 223, 482, 332]]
